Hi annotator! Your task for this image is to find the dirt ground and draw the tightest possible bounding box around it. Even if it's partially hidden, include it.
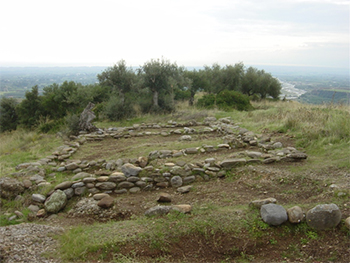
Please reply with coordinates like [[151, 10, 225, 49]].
[[36, 127, 350, 262]]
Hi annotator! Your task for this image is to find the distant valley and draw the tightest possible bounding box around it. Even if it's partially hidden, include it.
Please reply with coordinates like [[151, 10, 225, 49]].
[[0, 65, 349, 104]]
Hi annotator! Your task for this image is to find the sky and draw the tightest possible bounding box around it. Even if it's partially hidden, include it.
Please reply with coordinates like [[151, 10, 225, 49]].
[[0, 0, 349, 69]]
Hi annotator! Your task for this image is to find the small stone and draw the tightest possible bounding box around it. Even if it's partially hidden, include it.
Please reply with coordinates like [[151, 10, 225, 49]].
[[71, 182, 85, 188], [183, 175, 196, 184], [64, 188, 74, 199], [23, 179, 32, 188], [37, 209, 46, 218], [65, 162, 79, 170], [145, 206, 173, 217], [136, 181, 147, 188], [96, 176, 109, 182], [157, 193, 172, 203], [180, 135, 192, 141], [8, 215, 17, 221], [121, 163, 142, 177], [93, 193, 110, 200], [156, 182, 169, 188], [115, 189, 128, 194], [345, 217, 350, 230], [95, 182, 117, 190], [55, 181, 73, 190], [170, 176, 183, 187], [98, 196, 114, 208], [287, 206, 304, 223], [250, 198, 277, 208], [129, 187, 141, 193], [14, 210, 24, 217], [127, 176, 140, 182], [32, 194, 46, 203], [57, 167, 66, 172], [272, 142, 283, 149], [74, 186, 87, 196], [118, 181, 134, 188], [72, 172, 93, 180], [83, 177, 96, 183], [220, 158, 246, 168], [28, 204, 40, 213], [172, 204, 192, 213], [177, 185, 193, 194]]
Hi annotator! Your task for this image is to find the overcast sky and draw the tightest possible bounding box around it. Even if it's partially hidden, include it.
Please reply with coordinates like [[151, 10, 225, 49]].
[[0, 0, 349, 68]]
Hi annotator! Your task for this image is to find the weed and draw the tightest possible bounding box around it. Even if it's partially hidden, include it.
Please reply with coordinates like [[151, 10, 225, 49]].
[[306, 231, 318, 240], [269, 238, 277, 245]]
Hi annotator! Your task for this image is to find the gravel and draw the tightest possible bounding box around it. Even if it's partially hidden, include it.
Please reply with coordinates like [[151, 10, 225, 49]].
[[0, 223, 63, 263]]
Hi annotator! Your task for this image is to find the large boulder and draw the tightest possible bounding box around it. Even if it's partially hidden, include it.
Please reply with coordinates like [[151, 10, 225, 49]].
[[260, 204, 288, 226], [0, 177, 25, 199], [306, 204, 342, 230], [44, 190, 67, 213]]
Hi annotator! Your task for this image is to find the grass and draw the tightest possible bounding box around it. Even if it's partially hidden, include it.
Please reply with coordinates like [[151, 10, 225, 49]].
[[1, 99, 349, 262], [0, 129, 62, 177]]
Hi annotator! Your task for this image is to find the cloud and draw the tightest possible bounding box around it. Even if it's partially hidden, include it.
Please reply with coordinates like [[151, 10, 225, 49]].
[[0, 0, 348, 68]]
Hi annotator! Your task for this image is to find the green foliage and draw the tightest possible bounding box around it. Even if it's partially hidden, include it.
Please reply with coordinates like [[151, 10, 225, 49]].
[[196, 94, 216, 109], [216, 90, 253, 111], [97, 60, 136, 105], [139, 57, 185, 110], [0, 97, 18, 132], [65, 113, 80, 135], [197, 91, 252, 111], [103, 95, 136, 121], [16, 86, 43, 128], [37, 117, 62, 133], [240, 67, 281, 99]]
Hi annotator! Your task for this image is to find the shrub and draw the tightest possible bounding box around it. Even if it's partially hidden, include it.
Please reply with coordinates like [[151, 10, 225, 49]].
[[37, 116, 63, 133], [103, 96, 135, 121], [196, 91, 253, 111], [0, 97, 18, 132], [65, 114, 80, 135], [196, 94, 216, 109], [216, 90, 252, 111]]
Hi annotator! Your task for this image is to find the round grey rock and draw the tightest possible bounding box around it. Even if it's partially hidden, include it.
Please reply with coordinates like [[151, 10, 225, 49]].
[[171, 176, 183, 187], [260, 203, 288, 226], [306, 203, 342, 230]]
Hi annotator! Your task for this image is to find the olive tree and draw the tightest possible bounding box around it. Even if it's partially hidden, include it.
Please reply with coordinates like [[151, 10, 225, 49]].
[[97, 60, 136, 105], [139, 58, 182, 111]]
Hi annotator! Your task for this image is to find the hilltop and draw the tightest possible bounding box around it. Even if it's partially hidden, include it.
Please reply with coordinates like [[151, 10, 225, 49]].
[[0, 100, 349, 262]]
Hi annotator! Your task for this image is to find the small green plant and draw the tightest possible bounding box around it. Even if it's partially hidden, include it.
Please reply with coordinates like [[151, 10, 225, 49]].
[[269, 238, 278, 245], [306, 231, 318, 240]]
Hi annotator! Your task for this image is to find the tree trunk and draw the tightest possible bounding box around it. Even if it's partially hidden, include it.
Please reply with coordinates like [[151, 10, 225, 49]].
[[119, 90, 125, 106], [152, 90, 159, 107]]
